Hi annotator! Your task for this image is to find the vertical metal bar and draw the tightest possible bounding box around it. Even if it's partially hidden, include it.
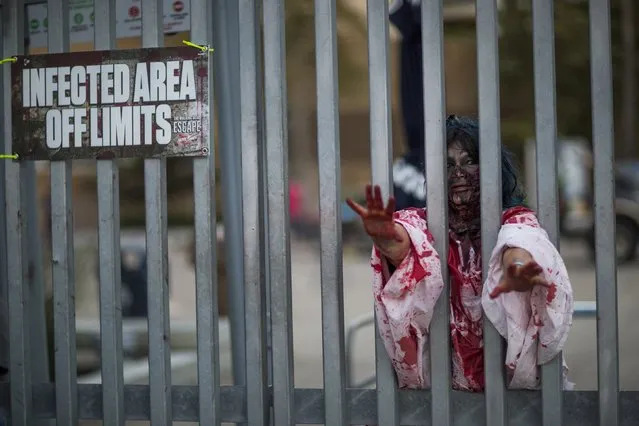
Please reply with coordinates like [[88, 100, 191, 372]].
[[239, 0, 269, 424], [23, 119, 48, 394], [315, 0, 347, 425], [531, 1, 563, 425], [421, 1, 451, 425], [589, 0, 620, 424], [255, 1, 273, 408], [141, 1, 171, 424], [4, 1, 31, 425], [0, 0, 8, 384], [263, 0, 294, 424], [212, 0, 246, 397], [48, 1, 77, 424], [524, 140, 537, 211], [191, 0, 221, 424], [25, 171, 48, 389], [21, 8, 49, 387], [21, 0, 49, 391], [93, 1, 124, 425], [476, 0, 507, 424], [620, 0, 635, 158], [367, 0, 399, 424]]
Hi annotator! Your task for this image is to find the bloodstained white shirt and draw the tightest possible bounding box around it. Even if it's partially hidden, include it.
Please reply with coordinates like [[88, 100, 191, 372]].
[[371, 206, 574, 391]]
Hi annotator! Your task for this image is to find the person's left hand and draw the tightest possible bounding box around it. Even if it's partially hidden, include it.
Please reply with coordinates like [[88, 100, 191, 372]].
[[489, 260, 550, 299]]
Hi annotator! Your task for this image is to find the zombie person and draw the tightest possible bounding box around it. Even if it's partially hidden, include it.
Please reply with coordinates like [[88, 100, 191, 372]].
[[390, 0, 427, 210], [347, 116, 574, 391]]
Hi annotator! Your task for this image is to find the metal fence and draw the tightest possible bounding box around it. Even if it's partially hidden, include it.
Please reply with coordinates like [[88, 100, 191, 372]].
[[0, 0, 636, 425]]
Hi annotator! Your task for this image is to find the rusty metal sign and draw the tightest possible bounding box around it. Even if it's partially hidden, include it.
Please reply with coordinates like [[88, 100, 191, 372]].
[[11, 46, 209, 160]]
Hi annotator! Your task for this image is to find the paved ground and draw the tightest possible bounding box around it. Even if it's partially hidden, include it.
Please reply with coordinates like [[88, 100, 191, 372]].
[[74, 229, 638, 425]]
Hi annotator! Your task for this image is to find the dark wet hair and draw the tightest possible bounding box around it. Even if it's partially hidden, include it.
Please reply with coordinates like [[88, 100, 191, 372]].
[[445, 115, 527, 208]]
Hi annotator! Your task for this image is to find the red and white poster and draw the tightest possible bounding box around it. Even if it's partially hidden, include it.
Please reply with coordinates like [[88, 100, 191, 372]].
[[26, 0, 191, 50], [117, 0, 191, 38]]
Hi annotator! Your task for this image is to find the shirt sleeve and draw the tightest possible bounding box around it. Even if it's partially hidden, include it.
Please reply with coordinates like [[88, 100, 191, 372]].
[[482, 211, 575, 390], [371, 207, 444, 388]]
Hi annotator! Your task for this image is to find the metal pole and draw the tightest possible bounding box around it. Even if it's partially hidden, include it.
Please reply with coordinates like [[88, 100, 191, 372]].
[[255, 0, 273, 400], [22, 3, 48, 383], [263, 0, 293, 423], [192, 0, 221, 422], [589, 0, 620, 423], [141, 1, 172, 424], [477, 0, 507, 424], [239, 0, 270, 423], [21, 0, 50, 395], [47, 1, 79, 424], [421, 1, 451, 424], [0, 0, 9, 384], [212, 0, 247, 396], [366, 0, 399, 424], [314, 0, 348, 424], [94, 1, 124, 425], [531, 1, 563, 424], [5, 0, 31, 424], [621, 0, 636, 158]]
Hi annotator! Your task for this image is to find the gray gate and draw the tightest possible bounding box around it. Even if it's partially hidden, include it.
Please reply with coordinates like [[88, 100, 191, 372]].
[[0, 0, 636, 425]]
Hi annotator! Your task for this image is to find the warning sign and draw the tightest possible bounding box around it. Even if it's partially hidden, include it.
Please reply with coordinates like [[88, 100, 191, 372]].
[[11, 46, 209, 160]]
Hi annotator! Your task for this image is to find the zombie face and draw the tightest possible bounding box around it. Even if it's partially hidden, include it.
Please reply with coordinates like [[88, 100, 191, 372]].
[[447, 141, 482, 238], [447, 142, 480, 207]]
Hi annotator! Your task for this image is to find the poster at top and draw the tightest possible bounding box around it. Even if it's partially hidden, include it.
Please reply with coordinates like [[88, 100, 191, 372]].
[[11, 46, 209, 161], [117, 0, 190, 38], [26, 0, 191, 50]]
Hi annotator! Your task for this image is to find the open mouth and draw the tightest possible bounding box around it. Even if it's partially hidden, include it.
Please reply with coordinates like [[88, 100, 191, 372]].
[[451, 184, 470, 192]]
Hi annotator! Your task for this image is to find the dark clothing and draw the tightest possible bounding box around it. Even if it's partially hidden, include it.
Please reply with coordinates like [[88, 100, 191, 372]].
[[390, 0, 424, 169], [390, 0, 426, 209], [393, 183, 425, 210]]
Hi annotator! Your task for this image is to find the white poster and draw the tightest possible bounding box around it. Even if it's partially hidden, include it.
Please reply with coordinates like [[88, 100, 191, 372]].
[[69, 0, 95, 44], [117, 0, 190, 38], [26, 0, 191, 50], [26, 3, 48, 50]]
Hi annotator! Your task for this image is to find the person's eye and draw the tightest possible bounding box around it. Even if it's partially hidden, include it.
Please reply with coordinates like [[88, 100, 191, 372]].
[[465, 159, 475, 165]]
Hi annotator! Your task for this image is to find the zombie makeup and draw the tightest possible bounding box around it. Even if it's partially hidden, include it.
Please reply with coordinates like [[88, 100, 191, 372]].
[[447, 145, 479, 205], [447, 142, 481, 237]]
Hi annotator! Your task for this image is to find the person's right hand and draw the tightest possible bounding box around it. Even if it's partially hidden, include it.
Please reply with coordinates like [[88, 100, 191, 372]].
[[346, 184, 402, 242]]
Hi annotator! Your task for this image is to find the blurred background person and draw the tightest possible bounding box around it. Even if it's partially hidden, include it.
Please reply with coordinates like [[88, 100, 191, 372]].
[[390, 0, 427, 210]]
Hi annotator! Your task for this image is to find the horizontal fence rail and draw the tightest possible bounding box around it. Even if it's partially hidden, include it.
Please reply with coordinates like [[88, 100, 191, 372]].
[[0, 0, 631, 425], [1, 384, 639, 425]]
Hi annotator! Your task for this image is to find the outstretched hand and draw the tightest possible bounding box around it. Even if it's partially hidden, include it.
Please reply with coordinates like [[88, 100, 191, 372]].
[[489, 260, 549, 299], [346, 184, 402, 242]]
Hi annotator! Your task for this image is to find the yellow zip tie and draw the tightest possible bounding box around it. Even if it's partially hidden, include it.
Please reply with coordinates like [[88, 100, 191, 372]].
[[182, 40, 215, 55], [0, 57, 17, 65], [0, 154, 18, 160]]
